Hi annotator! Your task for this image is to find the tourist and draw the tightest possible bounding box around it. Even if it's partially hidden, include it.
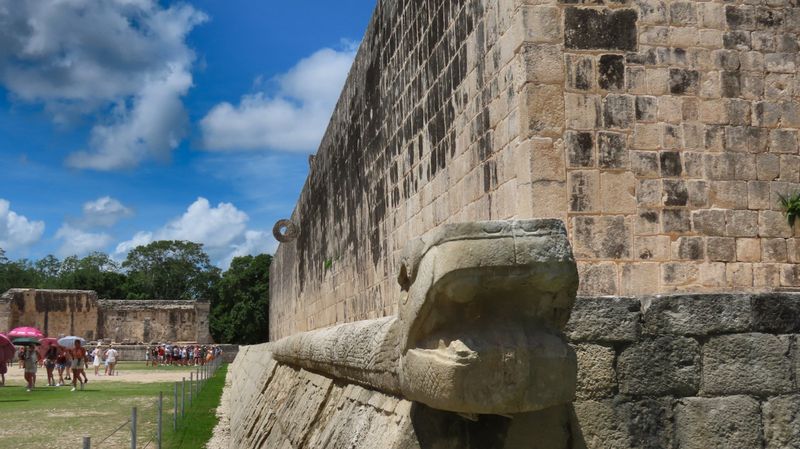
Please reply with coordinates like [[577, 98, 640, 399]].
[[55, 349, 68, 386], [0, 357, 6, 386], [145, 345, 151, 367], [92, 345, 103, 376], [105, 346, 118, 376], [70, 340, 87, 391], [23, 346, 38, 392], [17, 346, 24, 369], [44, 344, 58, 386]]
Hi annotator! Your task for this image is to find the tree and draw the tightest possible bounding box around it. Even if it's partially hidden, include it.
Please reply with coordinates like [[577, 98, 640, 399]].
[[57, 253, 127, 298], [122, 240, 220, 300], [210, 253, 271, 344], [0, 256, 39, 293]]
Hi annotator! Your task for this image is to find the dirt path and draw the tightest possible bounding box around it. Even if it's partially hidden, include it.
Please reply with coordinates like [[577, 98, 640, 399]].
[[205, 367, 233, 449], [3, 364, 195, 384]]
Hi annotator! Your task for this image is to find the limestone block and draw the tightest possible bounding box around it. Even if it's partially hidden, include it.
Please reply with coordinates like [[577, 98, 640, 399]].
[[763, 395, 800, 449], [578, 262, 618, 296], [564, 8, 638, 51], [573, 398, 674, 449], [601, 172, 636, 214], [726, 210, 759, 237], [707, 237, 736, 262], [569, 170, 600, 212], [565, 296, 640, 343], [662, 209, 691, 233], [565, 93, 600, 130], [574, 344, 616, 400], [672, 236, 705, 260], [675, 396, 763, 449], [635, 96, 657, 122], [531, 138, 566, 182], [602, 94, 635, 129], [565, 131, 596, 168], [630, 151, 660, 177], [692, 209, 726, 236], [523, 83, 564, 138], [635, 235, 670, 261], [641, 294, 752, 336], [760, 210, 795, 238], [620, 263, 660, 296], [636, 209, 662, 235], [762, 238, 788, 262], [571, 216, 632, 259], [736, 238, 762, 262], [566, 54, 595, 91], [523, 43, 564, 85], [598, 131, 629, 169], [702, 334, 795, 396], [617, 336, 700, 396], [727, 263, 754, 287]]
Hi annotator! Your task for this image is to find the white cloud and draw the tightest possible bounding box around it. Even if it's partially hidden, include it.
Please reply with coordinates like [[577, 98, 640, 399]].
[[55, 224, 113, 257], [114, 197, 274, 267], [0, 199, 45, 251], [77, 196, 134, 228], [200, 46, 356, 152], [0, 0, 207, 170]]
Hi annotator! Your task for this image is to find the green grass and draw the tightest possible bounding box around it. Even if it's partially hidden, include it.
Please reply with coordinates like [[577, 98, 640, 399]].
[[0, 379, 175, 448], [162, 364, 228, 449], [0, 362, 227, 448]]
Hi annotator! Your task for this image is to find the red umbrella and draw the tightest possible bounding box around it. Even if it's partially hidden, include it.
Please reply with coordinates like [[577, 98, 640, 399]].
[[8, 327, 44, 339], [38, 337, 59, 359], [0, 333, 14, 362]]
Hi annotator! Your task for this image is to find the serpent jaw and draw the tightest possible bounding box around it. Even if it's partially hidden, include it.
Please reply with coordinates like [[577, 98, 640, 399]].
[[398, 220, 578, 414]]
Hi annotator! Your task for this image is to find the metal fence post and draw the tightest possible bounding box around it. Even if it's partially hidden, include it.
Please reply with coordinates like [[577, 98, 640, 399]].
[[173, 382, 178, 431], [83, 436, 91, 449], [181, 377, 186, 418], [131, 407, 137, 449], [157, 391, 163, 449], [189, 372, 193, 405]]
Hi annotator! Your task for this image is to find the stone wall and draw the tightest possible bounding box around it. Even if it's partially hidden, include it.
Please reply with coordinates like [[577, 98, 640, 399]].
[[568, 292, 800, 448], [98, 300, 204, 343], [0, 289, 212, 343], [270, 0, 800, 341], [2, 289, 100, 340], [226, 292, 799, 448]]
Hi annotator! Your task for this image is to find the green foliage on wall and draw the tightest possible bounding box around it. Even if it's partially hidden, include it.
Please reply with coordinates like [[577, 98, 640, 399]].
[[778, 192, 800, 227]]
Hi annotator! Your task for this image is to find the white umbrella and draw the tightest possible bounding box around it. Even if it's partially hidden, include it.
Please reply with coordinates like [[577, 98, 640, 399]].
[[57, 336, 86, 349]]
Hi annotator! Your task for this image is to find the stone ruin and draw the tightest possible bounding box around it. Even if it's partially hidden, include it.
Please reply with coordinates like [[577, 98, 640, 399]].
[[0, 289, 212, 344], [222, 0, 800, 447]]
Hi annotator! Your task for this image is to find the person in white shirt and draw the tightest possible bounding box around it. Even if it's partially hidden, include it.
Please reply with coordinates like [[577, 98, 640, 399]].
[[92, 346, 103, 375], [23, 346, 39, 392], [104, 347, 118, 376]]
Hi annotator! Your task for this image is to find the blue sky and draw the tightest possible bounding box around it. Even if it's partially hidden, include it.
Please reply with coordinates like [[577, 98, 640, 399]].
[[0, 0, 374, 267]]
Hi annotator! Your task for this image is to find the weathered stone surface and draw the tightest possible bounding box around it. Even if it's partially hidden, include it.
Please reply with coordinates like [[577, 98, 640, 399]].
[[564, 8, 638, 51], [618, 336, 700, 396], [641, 294, 751, 336], [573, 398, 674, 449], [763, 395, 800, 449], [0, 288, 211, 344], [751, 293, 800, 333], [274, 220, 579, 415], [701, 333, 795, 396], [675, 396, 763, 449], [566, 296, 640, 342], [575, 344, 616, 400]]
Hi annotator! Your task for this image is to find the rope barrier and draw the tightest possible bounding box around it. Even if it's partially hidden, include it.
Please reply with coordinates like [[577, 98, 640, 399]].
[[95, 418, 131, 446]]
